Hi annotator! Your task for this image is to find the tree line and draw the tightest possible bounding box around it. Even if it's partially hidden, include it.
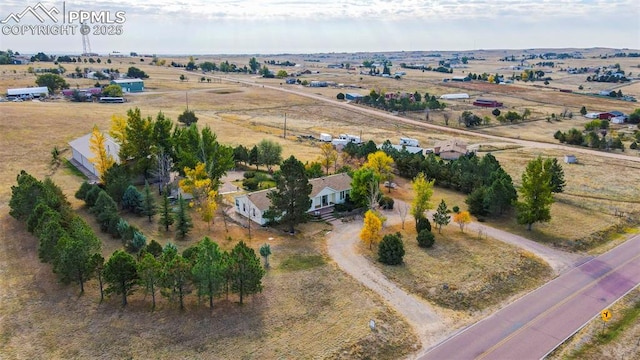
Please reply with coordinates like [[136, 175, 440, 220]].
[[9, 171, 265, 308]]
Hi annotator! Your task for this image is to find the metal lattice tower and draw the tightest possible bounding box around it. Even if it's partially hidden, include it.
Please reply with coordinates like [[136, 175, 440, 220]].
[[81, 23, 92, 56]]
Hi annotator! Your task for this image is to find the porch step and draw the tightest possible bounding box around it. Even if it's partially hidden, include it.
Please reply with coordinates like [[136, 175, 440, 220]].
[[319, 212, 337, 222]]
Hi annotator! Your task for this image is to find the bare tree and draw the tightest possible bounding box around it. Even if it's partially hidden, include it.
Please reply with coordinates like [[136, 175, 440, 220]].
[[154, 149, 173, 195], [397, 202, 409, 229], [443, 111, 450, 126], [366, 181, 381, 211]]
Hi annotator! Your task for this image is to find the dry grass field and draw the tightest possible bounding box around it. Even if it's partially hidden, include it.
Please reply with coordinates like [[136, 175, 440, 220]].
[[360, 220, 552, 313], [1, 48, 639, 358]]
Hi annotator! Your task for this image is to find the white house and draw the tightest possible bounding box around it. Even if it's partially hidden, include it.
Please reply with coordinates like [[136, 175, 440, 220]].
[[234, 173, 353, 225], [68, 133, 120, 178]]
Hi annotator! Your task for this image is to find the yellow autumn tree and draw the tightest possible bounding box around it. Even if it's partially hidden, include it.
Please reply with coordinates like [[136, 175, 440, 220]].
[[200, 190, 218, 230], [179, 162, 218, 225], [453, 211, 471, 233], [364, 151, 394, 192], [360, 210, 382, 250], [410, 172, 435, 226], [179, 162, 211, 205], [318, 142, 338, 175], [89, 125, 115, 181], [108, 114, 127, 145]]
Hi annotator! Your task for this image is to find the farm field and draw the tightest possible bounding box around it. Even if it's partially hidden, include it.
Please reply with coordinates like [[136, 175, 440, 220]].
[[1, 47, 640, 358]]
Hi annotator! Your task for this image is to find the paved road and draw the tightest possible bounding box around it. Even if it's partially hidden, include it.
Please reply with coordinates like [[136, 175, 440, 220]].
[[420, 233, 640, 360]]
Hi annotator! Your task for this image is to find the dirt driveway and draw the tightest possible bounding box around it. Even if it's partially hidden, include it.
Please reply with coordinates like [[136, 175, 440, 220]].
[[325, 200, 588, 354]]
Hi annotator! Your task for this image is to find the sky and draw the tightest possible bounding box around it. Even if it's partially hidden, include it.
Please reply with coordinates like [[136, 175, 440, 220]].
[[0, 0, 639, 55]]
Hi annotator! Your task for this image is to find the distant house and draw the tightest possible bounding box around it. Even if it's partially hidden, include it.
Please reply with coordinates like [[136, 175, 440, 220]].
[[451, 76, 471, 82], [309, 81, 328, 87], [234, 173, 353, 225], [584, 112, 601, 119], [68, 133, 120, 178], [434, 139, 468, 160], [6, 86, 49, 99], [599, 111, 626, 120], [473, 99, 503, 107], [110, 78, 144, 93], [62, 87, 103, 97], [345, 93, 364, 101], [564, 155, 577, 164]]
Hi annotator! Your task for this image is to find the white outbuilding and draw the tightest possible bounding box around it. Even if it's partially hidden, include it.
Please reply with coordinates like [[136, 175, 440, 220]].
[[439, 93, 470, 100], [68, 133, 120, 178]]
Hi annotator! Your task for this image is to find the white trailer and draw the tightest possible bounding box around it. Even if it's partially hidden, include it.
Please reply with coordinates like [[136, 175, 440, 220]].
[[399, 137, 420, 147], [320, 133, 333, 142], [339, 134, 361, 144]]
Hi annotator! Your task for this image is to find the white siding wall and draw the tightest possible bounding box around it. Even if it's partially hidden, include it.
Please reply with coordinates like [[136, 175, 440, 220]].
[[235, 196, 267, 225]]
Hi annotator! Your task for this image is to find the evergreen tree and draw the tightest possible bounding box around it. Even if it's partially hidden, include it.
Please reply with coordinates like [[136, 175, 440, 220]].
[[417, 229, 435, 248], [103, 164, 130, 206], [192, 237, 225, 308], [53, 216, 101, 293], [249, 145, 260, 170], [378, 233, 405, 265], [264, 156, 312, 234], [89, 253, 105, 302], [9, 170, 45, 221], [145, 239, 164, 258], [122, 185, 144, 214], [161, 254, 192, 310], [92, 191, 120, 235], [159, 189, 174, 231], [37, 219, 66, 263], [103, 250, 139, 306], [174, 194, 193, 238], [138, 252, 162, 309], [229, 241, 265, 304], [432, 199, 451, 234], [84, 185, 102, 207], [543, 158, 566, 193], [141, 180, 158, 222]]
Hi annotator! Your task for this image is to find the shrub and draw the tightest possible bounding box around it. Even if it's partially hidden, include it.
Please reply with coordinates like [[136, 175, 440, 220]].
[[243, 171, 256, 179], [631, 141, 638, 150], [242, 177, 260, 190], [337, 92, 345, 100], [84, 185, 102, 207], [75, 181, 96, 201], [452, 205, 460, 213], [416, 215, 432, 233], [378, 232, 405, 265], [378, 196, 394, 210], [417, 229, 435, 248]]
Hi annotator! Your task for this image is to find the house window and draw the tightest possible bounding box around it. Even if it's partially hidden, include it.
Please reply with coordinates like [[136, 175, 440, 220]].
[[340, 191, 345, 200], [235, 199, 239, 208], [243, 203, 246, 212], [252, 208, 256, 217]]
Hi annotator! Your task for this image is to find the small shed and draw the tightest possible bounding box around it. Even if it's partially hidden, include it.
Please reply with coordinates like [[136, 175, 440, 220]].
[[564, 155, 577, 164], [345, 93, 364, 101]]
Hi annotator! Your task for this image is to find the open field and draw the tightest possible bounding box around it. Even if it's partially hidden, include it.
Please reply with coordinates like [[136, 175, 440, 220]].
[[1, 48, 640, 358]]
